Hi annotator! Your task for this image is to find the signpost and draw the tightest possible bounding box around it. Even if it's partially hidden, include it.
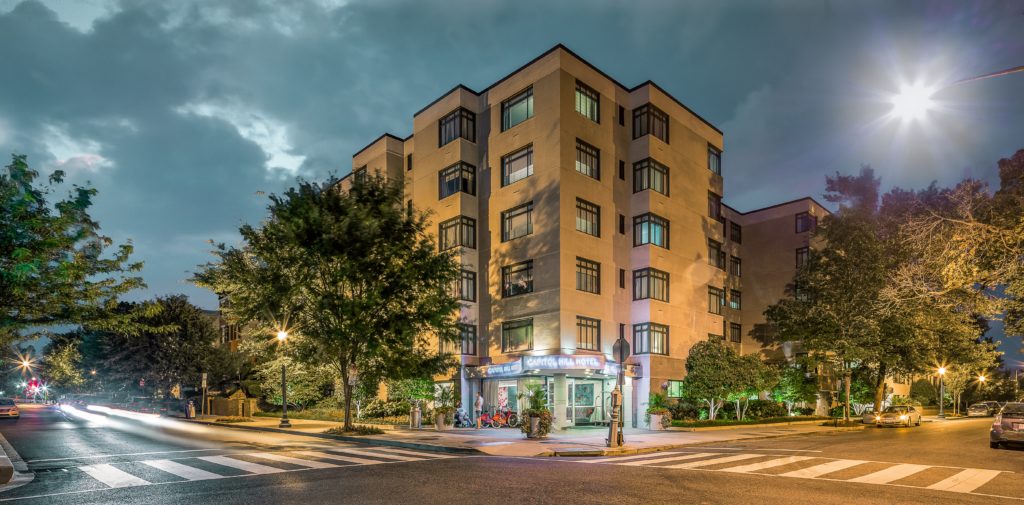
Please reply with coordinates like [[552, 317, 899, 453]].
[[201, 373, 208, 417], [608, 336, 630, 448]]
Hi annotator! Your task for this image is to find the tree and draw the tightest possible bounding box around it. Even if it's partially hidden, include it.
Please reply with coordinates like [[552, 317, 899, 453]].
[[194, 175, 462, 429], [43, 343, 85, 390], [255, 356, 334, 411], [0, 154, 146, 344], [772, 364, 818, 416], [680, 340, 741, 420], [728, 354, 778, 420]]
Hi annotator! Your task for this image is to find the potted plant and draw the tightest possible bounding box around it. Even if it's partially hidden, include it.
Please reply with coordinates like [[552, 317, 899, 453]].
[[433, 385, 455, 431], [518, 385, 552, 439], [646, 392, 672, 430]]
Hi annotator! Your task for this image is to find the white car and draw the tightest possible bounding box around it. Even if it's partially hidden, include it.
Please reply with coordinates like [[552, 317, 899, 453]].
[[0, 398, 20, 419]]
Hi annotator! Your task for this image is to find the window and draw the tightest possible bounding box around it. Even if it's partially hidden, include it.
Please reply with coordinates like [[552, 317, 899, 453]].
[[633, 268, 669, 302], [796, 247, 810, 268], [439, 216, 476, 250], [575, 81, 599, 123], [666, 380, 684, 398], [501, 145, 533, 186], [502, 260, 534, 297], [575, 198, 600, 237], [729, 322, 742, 343], [576, 316, 600, 351], [501, 202, 534, 242], [460, 324, 477, 355], [439, 336, 458, 356], [406, 154, 413, 172], [575, 257, 600, 294], [458, 270, 476, 302], [708, 145, 722, 175], [729, 256, 742, 277], [575, 139, 600, 180], [730, 221, 742, 244], [618, 214, 625, 235], [501, 318, 533, 352], [353, 166, 367, 184], [729, 290, 741, 310], [708, 192, 723, 221], [501, 87, 533, 131], [618, 160, 625, 180], [707, 240, 726, 269], [438, 162, 476, 199], [708, 287, 724, 315], [633, 158, 669, 195], [633, 323, 668, 355], [632, 104, 669, 143], [618, 105, 625, 126], [633, 213, 669, 249], [796, 212, 817, 233], [439, 107, 476, 146], [619, 268, 625, 289]]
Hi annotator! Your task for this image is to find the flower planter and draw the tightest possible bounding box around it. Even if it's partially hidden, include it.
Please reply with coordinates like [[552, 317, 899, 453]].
[[649, 414, 665, 430], [527, 416, 543, 438], [434, 413, 450, 431]]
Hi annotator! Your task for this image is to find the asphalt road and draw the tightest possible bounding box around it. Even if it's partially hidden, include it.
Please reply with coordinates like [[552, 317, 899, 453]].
[[0, 405, 1022, 505]]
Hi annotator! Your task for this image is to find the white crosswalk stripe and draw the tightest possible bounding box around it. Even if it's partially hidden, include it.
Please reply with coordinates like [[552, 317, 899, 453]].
[[292, 450, 386, 466], [328, 448, 428, 462], [197, 455, 287, 474], [245, 452, 339, 469], [141, 459, 223, 481], [78, 464, 151, 488], [581, 451, 1010, 496]]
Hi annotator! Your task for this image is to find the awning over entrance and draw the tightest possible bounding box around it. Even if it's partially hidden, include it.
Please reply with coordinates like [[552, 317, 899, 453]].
[[465, 354, 641, 379]]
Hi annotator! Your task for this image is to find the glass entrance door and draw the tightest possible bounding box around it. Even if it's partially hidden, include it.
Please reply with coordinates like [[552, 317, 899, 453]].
[[572, 381, 599, 425]]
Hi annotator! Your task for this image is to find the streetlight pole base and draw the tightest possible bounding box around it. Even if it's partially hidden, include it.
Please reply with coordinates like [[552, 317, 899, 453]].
[[279, 418, 292, 428]]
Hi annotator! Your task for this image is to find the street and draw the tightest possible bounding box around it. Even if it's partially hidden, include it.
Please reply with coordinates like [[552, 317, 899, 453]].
[[1, 405, 1023, 504]]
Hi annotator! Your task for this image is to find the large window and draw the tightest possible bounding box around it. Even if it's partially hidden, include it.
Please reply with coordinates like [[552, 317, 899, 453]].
[[439, 107, 476, 146], [353, 166, 367, 184], [439, 216, 476, 250], [632, 104, 669, 143], [729, 322, 742, 343], [502, 260, 534, 297], [730, 221, 742, 244], [575, 198, 600, 237], [666, 380, 684, 398], [575, 139, 600, 180], [575, 81, 599, 123], [458, 269, 476, 302], [708, 145, 722, 175], [501, 318, 533, 353], [633, 268, 669, 302], [729, 290, 742, 310], [502, 87, 534, 131], [633, 323, 668, 355], [575, 257, 600, 294], [633, 158, 669, 195], [633, 213, 669, 249], [796, 246, 810, 268], [438, 162, 476, 199], [708, 239, 726, 269], [501, 202, 534, 242], [796, 212, 817, 233], [708, 192, 723, 221], [730, 256, 742, 277], [708, 286, 724, 315], [460, 324, 477, 355], [576, 316, 600, 351], [501, 145, 533, 186]]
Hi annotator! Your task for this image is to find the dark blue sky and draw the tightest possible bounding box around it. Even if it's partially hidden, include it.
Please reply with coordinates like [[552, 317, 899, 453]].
[[1, 0, 1021, 361]]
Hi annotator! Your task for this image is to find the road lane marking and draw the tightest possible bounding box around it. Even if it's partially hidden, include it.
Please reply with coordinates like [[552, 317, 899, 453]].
[[141, 460, 223, 481], [246, 453, 338, 469], [620, 453, 717, 467], [847, 464, 930, 484], [328, 448, 428, 462], [584, 452, 685, 464], [778, 459, 868, 478], [77, 464, 150, 488], [663, 453, 763, 469], [366, 447, 457, 459], [292, 450, 385, 465], [197, 456, 286, 474], [720, 456, 815, 473], [29, 448, 231, 463], [926, 468, 1004, 493]]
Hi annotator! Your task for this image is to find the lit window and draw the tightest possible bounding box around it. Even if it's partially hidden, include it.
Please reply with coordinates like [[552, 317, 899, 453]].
[[632, 104, 669, 143], [460, 324, 477, 355], [438, 162, 476, 199], [502, 260, 534, 297], [708, 145, 722, 175], [633, 268, 669, 302], [575, 139, 600, 180], [576, 316, 600, 351], [575, 198, 600, 237], [575, 257, 600, 294], [633, 323, 668, 355], [575, 81, 600, 123], [633, 213, 669, 249], [729, 256, 742, 277], [458, 270, 476, 302], [708, 287, 724, 315], [708, 240, 726, 269], [502, 318, 533, 352], [729, 290, 741, 310], [708, 192, 723, 221]]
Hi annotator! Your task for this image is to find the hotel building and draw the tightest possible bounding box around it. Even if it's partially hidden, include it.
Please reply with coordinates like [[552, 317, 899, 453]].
[[339, 45, 829, 428]]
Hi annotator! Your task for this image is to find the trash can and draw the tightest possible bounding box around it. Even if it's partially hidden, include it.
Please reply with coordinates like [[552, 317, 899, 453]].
[[410, 405, 421, 429]]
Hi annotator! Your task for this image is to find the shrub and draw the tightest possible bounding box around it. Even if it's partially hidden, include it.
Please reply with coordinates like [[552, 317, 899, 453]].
[[215, 416, 253, 423], [796, 407, 815, 416], [359, 398, 409, 419], [646, 393, 672, 428], [745, 400, 787, 419], [323, 425, 385, 436], [667, 400, 701, 420]]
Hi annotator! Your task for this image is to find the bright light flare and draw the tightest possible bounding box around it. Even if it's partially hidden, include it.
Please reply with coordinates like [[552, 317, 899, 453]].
[[276, 330, 289, 342], [889, 83, 936, 121], [938, 366, 947, 376]]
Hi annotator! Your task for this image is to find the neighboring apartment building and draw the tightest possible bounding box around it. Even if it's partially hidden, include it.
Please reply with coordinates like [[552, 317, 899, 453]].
[[339, 44, 835, 428]]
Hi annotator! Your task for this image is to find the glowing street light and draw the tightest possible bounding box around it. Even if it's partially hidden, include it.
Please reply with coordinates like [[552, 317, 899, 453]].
[[937, 366, 947, 419], [276, 329, 291, 429], [277, 330, 289, 342]]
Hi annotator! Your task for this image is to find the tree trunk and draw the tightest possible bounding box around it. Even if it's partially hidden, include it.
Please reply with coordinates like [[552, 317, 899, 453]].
[[735, 399, 742, 421], [843, 368, 852, 422], [873, 363, 888, 416], [340, 363, 353, 431], [815, 391, 831, 417]]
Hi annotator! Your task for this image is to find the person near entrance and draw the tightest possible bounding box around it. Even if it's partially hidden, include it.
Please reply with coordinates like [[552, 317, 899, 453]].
[[474, 391, 484, 429]]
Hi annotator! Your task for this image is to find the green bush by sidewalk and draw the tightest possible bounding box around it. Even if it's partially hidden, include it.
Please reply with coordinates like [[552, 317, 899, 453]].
[[323, 425, 385, 436], [671, 416, 829, 428]]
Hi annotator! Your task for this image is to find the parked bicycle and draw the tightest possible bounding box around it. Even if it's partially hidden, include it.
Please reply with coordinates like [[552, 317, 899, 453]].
[[488, 407, 520, 428]]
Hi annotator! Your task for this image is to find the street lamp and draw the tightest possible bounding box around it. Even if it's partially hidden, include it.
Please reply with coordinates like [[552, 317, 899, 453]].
[[937, 367, 947, 419], [276, 330, 291, 428]]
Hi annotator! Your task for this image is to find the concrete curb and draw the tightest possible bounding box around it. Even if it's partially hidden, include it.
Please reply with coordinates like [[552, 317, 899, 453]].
[[180, 419, 483, 455], [668, 419, 832, 432], [0, 430, 27, 485]]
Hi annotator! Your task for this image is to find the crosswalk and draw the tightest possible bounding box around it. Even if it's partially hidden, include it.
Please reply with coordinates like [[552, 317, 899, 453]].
[[50, 446, 456, 492], [579, 451, 1010, 496]]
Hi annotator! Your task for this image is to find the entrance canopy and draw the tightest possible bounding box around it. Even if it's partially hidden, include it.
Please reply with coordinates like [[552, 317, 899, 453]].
[[465, 354, 641, 379]]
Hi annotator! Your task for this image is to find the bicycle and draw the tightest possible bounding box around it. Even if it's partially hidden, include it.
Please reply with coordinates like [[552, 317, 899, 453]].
[[490, 407, 520, 428]]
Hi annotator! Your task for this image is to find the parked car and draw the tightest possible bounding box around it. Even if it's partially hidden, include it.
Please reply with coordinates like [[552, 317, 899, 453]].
[[0, 398, 19, 419], [875, 405, 922, 427], [968, 401, 1001, 417], [991, 402, 1024, 449]]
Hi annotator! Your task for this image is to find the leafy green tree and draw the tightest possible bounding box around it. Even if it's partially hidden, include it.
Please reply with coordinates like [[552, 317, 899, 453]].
[[255, 356, 334, 411], [680, 340, 740, 420], [772, 364, 817, 415], [43, 343, 85, 390], [0, 154, 147, 344], [194, 176, 461, 429], [727, 354, 778, 420]]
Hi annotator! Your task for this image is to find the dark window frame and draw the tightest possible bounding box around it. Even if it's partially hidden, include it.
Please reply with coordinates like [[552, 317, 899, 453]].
[[501, 260, 534, 297], [632, 104, 669, 143], [574, 81, 600, 123], [460, 323, 478, 355], [501, 202, 534, 242], [708, 192, 723, 222], [633, 158, 669, 196], [633, 268, 669, 302], [729, 322, 742, 343], [707, 239, 726, 269], [439, 107, 476, 146], [501, 318, 534, 353], [501, 144, 534, 187], [575, 257, 601, 294], [501, 87, 534, 131], [730, 221, 742, 244], [575, 198, 600, 237], [796, 246, 810, 268], [438, 162, 477, 199], [633, 322, 669, 355], [458, 269, 477, 302], [633, 213, 670, 249], [708, 286, 724, 315], [576, 316, 601, 351], [729, 289, 741, 310], [796, 212, 817, 233], [575, 139, 600, 180], [439, 216, 476, 250], [708, 145, 722, 175], [729, 256, 742, 277]]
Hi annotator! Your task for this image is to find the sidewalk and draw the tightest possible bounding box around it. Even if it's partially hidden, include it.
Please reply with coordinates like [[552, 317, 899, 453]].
[[184, 415, 865, 457]]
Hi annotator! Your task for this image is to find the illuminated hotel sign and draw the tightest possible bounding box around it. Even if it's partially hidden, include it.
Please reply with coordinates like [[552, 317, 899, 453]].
[[522, 355, 604, 371], [467, 354, 643, 378]]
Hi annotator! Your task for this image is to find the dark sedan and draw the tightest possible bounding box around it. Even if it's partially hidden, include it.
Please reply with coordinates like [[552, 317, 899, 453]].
[[990, 402, 1024, 448]]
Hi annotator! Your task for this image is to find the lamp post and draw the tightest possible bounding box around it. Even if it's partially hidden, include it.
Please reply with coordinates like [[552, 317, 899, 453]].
[[937, 367, 947, 419], [277, 330, 291, 428]]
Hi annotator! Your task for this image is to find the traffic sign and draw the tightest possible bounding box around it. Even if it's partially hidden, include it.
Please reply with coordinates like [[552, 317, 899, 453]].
[[612, 337, 630, 364]]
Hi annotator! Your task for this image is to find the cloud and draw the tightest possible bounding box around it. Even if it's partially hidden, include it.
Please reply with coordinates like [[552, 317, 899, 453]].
[[40, 123, 114, 174]]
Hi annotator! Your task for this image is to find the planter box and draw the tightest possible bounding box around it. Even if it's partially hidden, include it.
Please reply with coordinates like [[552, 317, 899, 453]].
[[434, 413, 450, 431], [526, 416, 544, 439], [649, 414, 665, 431]]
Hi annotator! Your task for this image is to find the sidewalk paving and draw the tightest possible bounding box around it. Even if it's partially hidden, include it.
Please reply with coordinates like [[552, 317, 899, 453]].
[[184, 415, 867, 457]]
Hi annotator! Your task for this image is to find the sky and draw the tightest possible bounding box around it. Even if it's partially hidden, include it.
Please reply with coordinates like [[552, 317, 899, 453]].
[[1, 0, 1022, 359]]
